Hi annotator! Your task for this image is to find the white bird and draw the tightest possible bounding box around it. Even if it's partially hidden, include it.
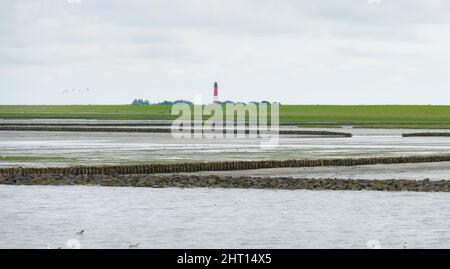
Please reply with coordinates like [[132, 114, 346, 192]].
[[366, 239, 382, 249], [76, 229, 85, 236], [403, 242, 408, 249], [66, 239, 82, 249], [128, 242, 141, 249]]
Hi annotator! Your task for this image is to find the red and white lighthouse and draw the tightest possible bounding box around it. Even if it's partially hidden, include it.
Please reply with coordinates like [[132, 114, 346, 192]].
[[213, 82, 219, 103]]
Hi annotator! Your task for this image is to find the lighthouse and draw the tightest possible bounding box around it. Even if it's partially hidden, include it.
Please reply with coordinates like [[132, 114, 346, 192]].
[[213, 82, 219, 103]]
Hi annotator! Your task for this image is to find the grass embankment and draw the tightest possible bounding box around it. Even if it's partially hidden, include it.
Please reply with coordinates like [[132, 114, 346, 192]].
[[1, 105, 450, 128]]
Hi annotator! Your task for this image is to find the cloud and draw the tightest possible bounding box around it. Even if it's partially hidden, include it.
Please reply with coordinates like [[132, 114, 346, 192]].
[[1, 0, 450, 104], [390, 74, 408, 83]]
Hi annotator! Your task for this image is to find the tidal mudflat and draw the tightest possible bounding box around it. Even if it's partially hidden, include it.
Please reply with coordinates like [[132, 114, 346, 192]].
[[2, 128, 450, 169]]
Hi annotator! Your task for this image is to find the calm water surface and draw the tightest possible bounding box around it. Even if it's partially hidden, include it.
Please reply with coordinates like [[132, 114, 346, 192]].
[[0, 185, 449, 249]]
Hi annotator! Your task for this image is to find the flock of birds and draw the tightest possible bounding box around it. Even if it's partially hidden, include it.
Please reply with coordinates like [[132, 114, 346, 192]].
[[48, 229, 141, 249], [61, 88, 92, 94]]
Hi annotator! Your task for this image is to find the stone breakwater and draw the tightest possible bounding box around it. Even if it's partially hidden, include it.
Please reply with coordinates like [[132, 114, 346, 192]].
[[2, 155, 450, 176], [403, 132, 450, 137], [0, 126, 352, 137], [0, 174, 449, 192]]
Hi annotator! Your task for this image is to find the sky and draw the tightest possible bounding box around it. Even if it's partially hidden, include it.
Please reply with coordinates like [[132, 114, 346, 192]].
[[1, 0, 450, 105]]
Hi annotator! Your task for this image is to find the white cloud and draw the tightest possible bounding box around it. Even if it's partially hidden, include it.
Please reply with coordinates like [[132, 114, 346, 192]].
[[401, 66, 418, 72], [1, 0, 450, 104], [390, 74, 408, 83]]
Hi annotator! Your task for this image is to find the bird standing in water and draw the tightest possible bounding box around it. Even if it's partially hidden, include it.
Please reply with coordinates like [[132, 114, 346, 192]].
[[128, 242, 141, 249]]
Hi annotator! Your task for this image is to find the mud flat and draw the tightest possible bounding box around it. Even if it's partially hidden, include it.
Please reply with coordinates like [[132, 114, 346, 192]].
[[3, 129, 450, 168]]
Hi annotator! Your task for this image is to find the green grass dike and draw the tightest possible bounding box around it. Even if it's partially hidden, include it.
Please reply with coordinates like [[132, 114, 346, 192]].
[[2, 105, 450, 128]]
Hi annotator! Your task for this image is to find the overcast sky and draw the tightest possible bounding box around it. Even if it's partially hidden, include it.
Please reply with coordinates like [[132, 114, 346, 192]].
[[1, 0, 450, 105]]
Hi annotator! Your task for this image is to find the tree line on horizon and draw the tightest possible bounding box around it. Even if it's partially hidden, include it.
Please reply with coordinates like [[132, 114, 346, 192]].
[[131, 99, 193, 106], [131, 99, 277, 106]]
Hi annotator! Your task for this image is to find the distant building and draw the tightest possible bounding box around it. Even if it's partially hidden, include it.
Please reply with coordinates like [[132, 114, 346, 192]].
[[213, 82, 219, 103]]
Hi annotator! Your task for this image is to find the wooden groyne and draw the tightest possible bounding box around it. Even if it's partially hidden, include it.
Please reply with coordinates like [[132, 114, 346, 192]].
[[0, 174, 448, 192], [403, 132, 450, 137], [2, 154, 450, 176], [0, 126, 352, 137]]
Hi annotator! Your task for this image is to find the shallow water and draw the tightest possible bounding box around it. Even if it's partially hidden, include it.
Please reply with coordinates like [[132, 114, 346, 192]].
[[1, 128, 450, 168], [0, 185, 449, 249]]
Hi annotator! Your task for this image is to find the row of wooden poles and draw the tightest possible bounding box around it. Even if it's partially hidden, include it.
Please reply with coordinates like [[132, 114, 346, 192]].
[[0, 126, 352, 137], [2, 154, 450, 176]]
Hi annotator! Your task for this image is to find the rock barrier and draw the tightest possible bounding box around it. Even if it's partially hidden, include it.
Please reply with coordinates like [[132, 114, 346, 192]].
[[0, 174, 448, 192]]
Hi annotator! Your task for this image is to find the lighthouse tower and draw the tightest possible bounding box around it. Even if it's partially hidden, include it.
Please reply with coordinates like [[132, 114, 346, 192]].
[[213, 82, 219, 103]]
